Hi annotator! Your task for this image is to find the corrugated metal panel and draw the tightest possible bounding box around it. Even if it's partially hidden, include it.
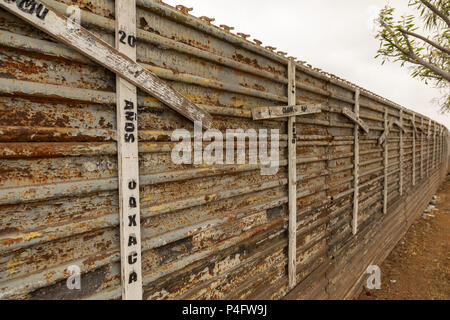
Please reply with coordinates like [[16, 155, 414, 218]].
[[0, 0, 448, 299]]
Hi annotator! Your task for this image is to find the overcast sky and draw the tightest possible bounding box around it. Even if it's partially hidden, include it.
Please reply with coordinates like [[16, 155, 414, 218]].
[[163, 0, 449, 129]]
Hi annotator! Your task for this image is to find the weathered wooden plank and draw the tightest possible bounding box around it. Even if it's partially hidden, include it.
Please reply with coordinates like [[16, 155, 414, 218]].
[[379, 118, 405, 145], [439, 125, 442, 164], [383, 108, 388, 214], [0, 0, 212, 129], [436, 125, 441, 166], [378, 119, 393, 145], [427, 119, 431, 177], [438, 125, 441, 164], [287, 59, 297, 290], [427, 119, 432, 137], [251, 103, 323, 120], [433, 124, 437, 169], [352, 89, 360, 235], [442, 127, 445, 163], [411, 117, 419, 138], [421, 117, 424, 179], [115, 0, 142, 300], [393, 119, 406, 133], [342, 107, 369, 134], [438, 125, 442, 165], [412, 113, 416, 186], [442, 128, 444, 164], [399, 110, 403, 196]]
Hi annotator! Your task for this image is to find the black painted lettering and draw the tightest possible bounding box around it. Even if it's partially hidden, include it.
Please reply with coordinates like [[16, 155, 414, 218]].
[[35, 3, 48, 19], [128, 180, 137, 190], [128, 35, 136, 47], [129, 196, 137, 208], [128, 235, 137, 247], [124, 133, 135, 143], [128, 214, 137, 227], [17, 0, 36, 14], [128, 252, 138, 265], [118, 30, 127, 44], [124, 100, 134, 110], [128, 271, 137, 284], [125, 111, 136, 121], [133, 69, 144, 78], [117, 31, 136, 48], [124, 122, 135, 132]]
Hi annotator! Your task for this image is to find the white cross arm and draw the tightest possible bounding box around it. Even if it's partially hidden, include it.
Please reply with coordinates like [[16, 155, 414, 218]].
[[378, 119, 394, 145], [411, 119, 422, 137], [378, 119, 406, 145], [393, 120, 406, 133], [342, 107, 369, 134], [251, 102, 323, 120]]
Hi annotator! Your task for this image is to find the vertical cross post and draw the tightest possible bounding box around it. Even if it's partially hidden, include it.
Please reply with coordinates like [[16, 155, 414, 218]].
[[383, 108, 388, 214], [440, 125, 443, 164], [399, 109, 403, 196], [438, 125, 440, 164], [441, 126, 443, 163], [440, 126, 442, 164], [115, 0, 143, 300], [442, 127, 445, 164], [433, 123, 437, 169], [439, 126, 441, 164], [427, 119, 431, 177], [352, 89, 360, 235], [412, 113, 416, 186], [251, 62, 323, 290], [421, 117, 424, 179], [431, 122, 434, 170], [287, 59, 297, 289], [439, 125, 442, 164]]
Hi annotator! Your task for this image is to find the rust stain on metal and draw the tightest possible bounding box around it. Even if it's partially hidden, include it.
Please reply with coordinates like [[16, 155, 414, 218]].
[[0, 0, 447, 301]]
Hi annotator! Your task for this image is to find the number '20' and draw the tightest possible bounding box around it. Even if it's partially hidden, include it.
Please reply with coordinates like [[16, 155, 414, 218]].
[[118, 30, 136, 47]]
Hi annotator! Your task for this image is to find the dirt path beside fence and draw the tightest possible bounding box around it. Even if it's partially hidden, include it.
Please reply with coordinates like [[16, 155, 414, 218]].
[[358, 173, 450, 300]]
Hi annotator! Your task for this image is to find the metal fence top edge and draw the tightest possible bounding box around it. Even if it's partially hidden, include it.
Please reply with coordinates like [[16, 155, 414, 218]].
[[140, 0, 447, 128]]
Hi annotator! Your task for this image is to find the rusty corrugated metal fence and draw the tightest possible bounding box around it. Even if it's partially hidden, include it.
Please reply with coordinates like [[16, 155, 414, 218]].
[[0, 0, 448, 299]]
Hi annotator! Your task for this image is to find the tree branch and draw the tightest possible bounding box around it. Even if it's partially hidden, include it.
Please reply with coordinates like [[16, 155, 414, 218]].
[[413, 54, 450, 82], [422, 74, 442, 80], [382, 35, 418, 63], [403, 33, 416, 57], [420, 0, 450, 28], [380, 20, 416, 58], [398, 27, 450, 55], [378, 9, 450, 83]]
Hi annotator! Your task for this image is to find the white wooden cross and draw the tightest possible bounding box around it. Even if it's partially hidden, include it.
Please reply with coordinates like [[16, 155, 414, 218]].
[[378, 118, 406, 146], [341, 104, 370, 134], [399, 110, 403, 196], [411, 115, 425, 183], [411, 114, 416, 186], [335, 89, 370, 234], [421, 117, 425, 179], [439, 126, 445, 163], [351, 89, 363, 234], [433, 123, 437, 169], [379, 111, 406, 199], [410, 114, 423, 186], [115, 0, 142, 300], [383, 108, 388, 214], [427, 119, 431, 177], [251, 59, 322, 290]]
